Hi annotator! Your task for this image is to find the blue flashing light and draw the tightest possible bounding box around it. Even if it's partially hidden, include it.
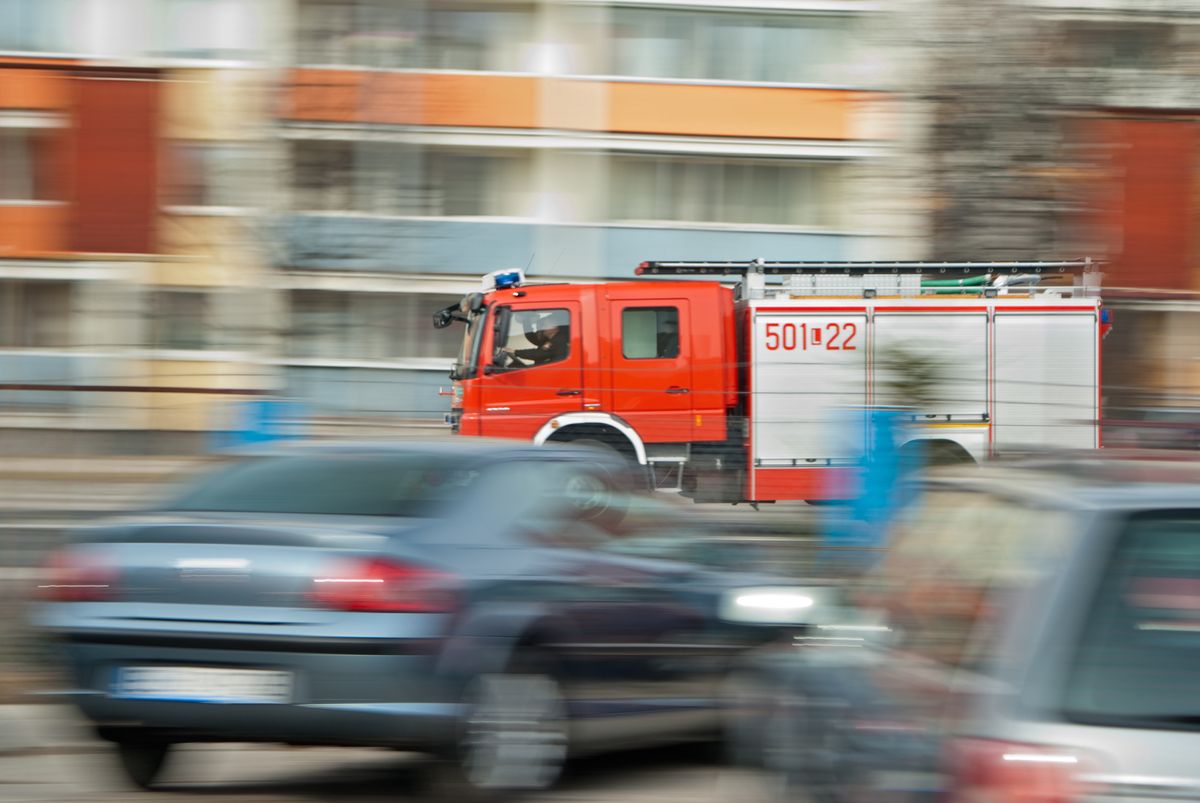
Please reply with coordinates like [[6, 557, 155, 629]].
[[494, 270, 522, 290], [1100, 308, 1111, 324]]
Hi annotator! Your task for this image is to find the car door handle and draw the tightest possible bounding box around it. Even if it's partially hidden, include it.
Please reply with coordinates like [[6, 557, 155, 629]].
[[666, 386, 690, 394], [557, 389, 582, 396]]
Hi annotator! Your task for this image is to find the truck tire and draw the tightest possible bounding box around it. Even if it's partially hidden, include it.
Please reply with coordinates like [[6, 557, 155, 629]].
[[567, 438, 652, 494]]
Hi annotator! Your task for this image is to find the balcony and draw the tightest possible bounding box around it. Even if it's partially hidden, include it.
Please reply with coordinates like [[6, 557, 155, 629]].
[[0, 203, 68, 257], [278, 214, 860, 278], [280, 69, 873, 141]]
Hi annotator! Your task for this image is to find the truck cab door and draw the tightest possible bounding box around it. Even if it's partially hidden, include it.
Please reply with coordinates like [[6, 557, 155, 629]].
[[480, 302, 584, 441], [610, 300, 693, 442]]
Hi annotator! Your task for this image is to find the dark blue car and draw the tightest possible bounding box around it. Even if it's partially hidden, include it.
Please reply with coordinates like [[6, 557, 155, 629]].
[[35, 441, 815, 794]]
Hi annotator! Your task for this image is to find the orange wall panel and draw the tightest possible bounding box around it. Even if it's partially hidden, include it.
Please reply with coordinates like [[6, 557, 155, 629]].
[[0, 204, 68, 255], [283, 69, 537, 128], [608, 83, 866, 140], [0, 68, 70, 110], [419, 74, 537, 128], [280, 69, 867, 139], [283, 68, 372, 123], [361, 72, 422, 125]]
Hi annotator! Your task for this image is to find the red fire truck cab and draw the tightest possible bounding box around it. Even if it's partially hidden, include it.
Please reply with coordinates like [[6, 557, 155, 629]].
[[435, 259, 1107, 503]]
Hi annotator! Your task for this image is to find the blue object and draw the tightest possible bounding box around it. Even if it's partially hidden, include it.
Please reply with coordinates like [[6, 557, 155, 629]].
[[819, 408, 910, 571], [493, 270, 522, 289], [210, 398, 307, 452]]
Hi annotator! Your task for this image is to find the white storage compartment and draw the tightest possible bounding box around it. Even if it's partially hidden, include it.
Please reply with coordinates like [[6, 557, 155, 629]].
[[993, 312, 1097, 449], [752, 310, 868, 464]]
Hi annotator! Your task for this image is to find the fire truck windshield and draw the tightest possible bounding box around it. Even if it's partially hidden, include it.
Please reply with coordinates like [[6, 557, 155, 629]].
[[451, 306, 486, 380]]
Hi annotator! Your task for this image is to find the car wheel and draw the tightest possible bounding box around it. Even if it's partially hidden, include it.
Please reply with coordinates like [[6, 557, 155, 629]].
[[720, 668, 776, 767], [114, 738, 173, 790], [447, 649, 570, 799], [763, 696, 855, 803]]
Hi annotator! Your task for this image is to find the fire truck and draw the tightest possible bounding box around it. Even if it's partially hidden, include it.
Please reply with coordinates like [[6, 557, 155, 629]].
[[434, 259, 1109, 503]]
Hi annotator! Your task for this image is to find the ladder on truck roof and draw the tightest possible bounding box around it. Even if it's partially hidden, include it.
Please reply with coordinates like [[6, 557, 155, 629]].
[[635, 259, 1102, 299], [635, 259, 1098, 276]]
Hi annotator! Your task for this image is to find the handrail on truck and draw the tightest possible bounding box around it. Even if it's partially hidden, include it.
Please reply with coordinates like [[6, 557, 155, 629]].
[[635, 259, 1099, 276]]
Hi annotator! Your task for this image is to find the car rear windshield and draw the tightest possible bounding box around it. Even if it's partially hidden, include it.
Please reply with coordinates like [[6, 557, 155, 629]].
[[167, 454, 480, 517], [1064, 512, 1200, 729]]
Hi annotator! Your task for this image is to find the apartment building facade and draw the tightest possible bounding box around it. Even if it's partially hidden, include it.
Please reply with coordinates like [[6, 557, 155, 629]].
[[0, 0, 277, 449], [275, 0, 889, 421], [1041, 0, 1200, 408]]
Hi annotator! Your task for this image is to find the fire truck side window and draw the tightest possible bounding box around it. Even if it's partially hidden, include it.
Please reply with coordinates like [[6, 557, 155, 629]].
[[495, 308, 571, 369], [622, 307, 679, 359]]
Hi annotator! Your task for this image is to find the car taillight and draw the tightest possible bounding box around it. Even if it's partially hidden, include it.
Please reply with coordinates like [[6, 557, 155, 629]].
[[38, 548, 117, 602], [309, 557, 458, 613], [947, 738, 1102, 803]]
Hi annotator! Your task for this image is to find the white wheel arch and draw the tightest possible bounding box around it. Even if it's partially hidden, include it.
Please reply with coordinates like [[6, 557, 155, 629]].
[[532, 412, 648, 465], [901, 429, 987, 463]]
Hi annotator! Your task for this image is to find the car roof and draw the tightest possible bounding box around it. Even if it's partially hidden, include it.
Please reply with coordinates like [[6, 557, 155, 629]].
[[924, 450, 1200, 512]]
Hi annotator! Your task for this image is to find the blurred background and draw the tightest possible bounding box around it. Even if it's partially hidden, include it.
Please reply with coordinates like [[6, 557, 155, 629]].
[[1, 0, 1199, 445], [5, 0, 1200, 797]]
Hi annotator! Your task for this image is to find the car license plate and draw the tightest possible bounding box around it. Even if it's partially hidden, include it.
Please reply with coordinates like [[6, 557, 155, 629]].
[[113, 666, 292, 704]]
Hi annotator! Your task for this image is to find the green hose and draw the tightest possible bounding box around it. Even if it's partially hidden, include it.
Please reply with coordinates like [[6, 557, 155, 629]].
[[920, 274, 990, 287], [925, 286, 988, 294]]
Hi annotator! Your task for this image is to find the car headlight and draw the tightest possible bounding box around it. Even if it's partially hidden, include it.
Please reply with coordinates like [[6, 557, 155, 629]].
[[719, 585, 834, 625]]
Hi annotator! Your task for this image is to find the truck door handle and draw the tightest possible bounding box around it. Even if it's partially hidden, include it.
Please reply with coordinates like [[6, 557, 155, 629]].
[[666, 386, 690, 394], [557, 389, 581, 396]]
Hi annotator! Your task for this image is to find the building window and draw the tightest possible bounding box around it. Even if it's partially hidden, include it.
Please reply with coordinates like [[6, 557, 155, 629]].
[[149, 291, 209, 350], [166, 142, 254, 208], [0, 281, 71, 347], [292, 140, 355, 212], [291, 141, 530, 217], [622, 308, 679, 360], [1056, 20, 1175, 71], [424, 6, 536, 72], [610, 155, 843, 228], [610, 9, 854, 84], [295, 0, 535, 70], [296, 0, 419, 68], [158, 0, 263, 61], [288, 291, 460, 361], [425, 150, 524, 217], [0, 128, 60, 201], [0, 0, 70, 53]]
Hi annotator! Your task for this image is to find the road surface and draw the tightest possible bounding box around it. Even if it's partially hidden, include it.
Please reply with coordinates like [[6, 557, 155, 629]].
[[0, 706, 783, 803]]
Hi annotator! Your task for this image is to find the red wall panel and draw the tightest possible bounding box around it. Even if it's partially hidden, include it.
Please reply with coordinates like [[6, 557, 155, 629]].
[[69, 72, 159, 254], [1107, 119, 1197, 292]]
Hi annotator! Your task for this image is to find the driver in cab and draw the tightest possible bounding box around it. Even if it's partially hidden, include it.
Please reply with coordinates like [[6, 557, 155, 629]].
[[501, 311, 569, 367]]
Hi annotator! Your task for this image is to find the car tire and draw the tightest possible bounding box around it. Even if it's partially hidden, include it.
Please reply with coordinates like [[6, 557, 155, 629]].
[[719, 667, 776, 767], [439, 648, 570, 800], [114, 738, 173, 790], [764, 695, 857, 803]]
